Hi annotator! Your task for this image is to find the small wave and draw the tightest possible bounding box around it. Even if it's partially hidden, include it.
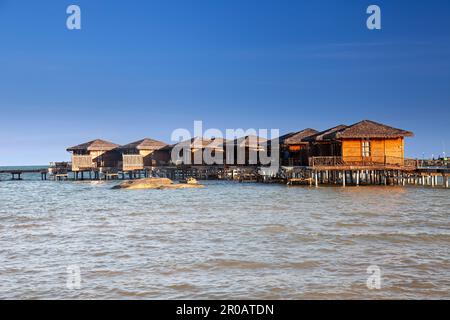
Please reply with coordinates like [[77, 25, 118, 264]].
[[261, 225, 291, 233], [335, 221, 370, 228], [282, 261, 320, 269], [109, 288, 156, 298], [349, 232, 450, 244], [90, 270, 126, 277], [13, 223, 43, 229], [194, 259, 272, 271], [169, 283, 198, 291]]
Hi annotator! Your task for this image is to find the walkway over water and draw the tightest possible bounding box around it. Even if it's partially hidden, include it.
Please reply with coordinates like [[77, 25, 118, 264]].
[[0, 168, 49, 180], [0, 163, 449, 188]]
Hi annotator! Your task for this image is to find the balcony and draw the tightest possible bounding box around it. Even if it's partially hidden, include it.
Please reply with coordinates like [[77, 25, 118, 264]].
[[122, 154, 144, 171], [309, 156, 418, 169], [71, 155, 96, 171]]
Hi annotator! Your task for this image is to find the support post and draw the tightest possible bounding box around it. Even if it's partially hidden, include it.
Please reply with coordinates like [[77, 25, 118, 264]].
[[342, 171, 346, 187]]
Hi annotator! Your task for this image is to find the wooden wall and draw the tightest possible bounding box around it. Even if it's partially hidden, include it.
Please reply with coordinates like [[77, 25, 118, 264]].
[[122, 154, 144, 171], [71, 155, 94, 171], [72, 150, 119, 171], [121, 149, 171, 168], [342, 138, 404, 164], [282, 144, 310, 166]]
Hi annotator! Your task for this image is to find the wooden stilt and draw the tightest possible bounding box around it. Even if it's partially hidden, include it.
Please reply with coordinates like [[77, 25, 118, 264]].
[[342, 171, 346, 187]]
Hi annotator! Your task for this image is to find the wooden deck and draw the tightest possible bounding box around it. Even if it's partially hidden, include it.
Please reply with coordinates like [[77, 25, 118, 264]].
[[308, 156, 419, 171], [2, 161, 448, 188]]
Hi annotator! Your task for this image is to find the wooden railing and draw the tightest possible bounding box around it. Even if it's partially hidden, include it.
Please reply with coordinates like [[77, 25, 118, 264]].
[[72, 155, 95, 171], [309, 157, 345, 167], [122, 154, 144, 171], [309, 156, 419, 168]]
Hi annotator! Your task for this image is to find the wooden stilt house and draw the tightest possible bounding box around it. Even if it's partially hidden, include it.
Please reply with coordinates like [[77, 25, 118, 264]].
[[171, 137, 226, 166], [67, 139, 120, 172], [279, 128, 319, 166], [227, 135, 268, 166], [117, 138, 169, 171], [305, 120, 414, 168]]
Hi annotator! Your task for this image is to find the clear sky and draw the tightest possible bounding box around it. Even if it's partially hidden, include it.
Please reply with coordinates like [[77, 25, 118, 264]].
[[1, 0, 450, 165]]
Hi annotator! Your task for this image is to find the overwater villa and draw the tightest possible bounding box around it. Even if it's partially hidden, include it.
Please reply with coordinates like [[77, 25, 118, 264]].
[[171, 137, 227, 166], [117, 138, 169, 171], [66, 139, 120, 178], [279, 128, 319, 166], [227, 135, 268, 166], [304, 120, 415, 169], [56, 120, 448, 187]]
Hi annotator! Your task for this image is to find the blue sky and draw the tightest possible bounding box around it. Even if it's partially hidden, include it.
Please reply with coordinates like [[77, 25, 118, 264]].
[[0, 0, 450, 165]]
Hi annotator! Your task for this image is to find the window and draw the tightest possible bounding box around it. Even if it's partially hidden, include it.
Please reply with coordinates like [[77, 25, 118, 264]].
[[362, 140, 371, 157]]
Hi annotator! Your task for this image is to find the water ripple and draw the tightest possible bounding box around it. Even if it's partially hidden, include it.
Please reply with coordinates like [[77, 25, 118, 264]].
[[0, 180, 449, 299]]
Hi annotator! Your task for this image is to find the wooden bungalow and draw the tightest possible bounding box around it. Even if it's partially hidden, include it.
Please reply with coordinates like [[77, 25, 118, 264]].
[[171, 137, 227, 166], [278, 128, 319, 166], [67, 139, 120, 172], [117, 138, 169, 171], [305, 120, 414, 168], [227, 135, 268, 166]]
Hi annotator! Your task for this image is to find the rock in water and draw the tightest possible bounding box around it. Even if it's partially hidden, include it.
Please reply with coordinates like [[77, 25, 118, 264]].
[[112, 178, 203, 190], [187, 178, 198, 185]]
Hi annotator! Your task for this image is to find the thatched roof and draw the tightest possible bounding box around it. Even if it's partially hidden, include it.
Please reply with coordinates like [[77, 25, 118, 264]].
[[303, 125, 348, 142], [281, 128, 319, 145], [304, 120, 414, 142], [334, 120, 414, 139], [67, 139, 120, 152], [118, 138, 167, 151]]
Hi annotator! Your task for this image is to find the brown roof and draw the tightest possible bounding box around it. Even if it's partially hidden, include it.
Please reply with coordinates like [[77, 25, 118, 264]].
[[304, 120, 414, 142], [303, 125, 348, 142], [232, 135, 268, 149], [334, 120, 414, 139], [118, 138, 167, 151], [282, 128, 319, 145], [67, 139, 120, 152], [174, 137, 228, 150]]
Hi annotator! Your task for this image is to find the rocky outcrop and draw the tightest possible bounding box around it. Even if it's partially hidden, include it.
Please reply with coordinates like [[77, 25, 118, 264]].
[[112, 178, 204, 190]]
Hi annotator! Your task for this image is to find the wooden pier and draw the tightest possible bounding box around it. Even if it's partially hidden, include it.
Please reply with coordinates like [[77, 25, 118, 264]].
[[0, 168, 49, 180], [295, 156, 450, 188], [1, 163, 449, 189]]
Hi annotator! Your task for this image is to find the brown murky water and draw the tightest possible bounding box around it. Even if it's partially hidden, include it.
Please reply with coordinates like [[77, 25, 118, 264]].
[[0, 176, 449, 299]]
